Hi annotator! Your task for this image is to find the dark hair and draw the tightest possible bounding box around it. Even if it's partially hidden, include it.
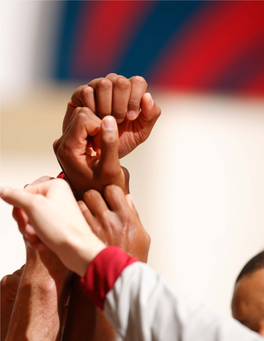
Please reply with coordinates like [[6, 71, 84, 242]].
[[236, 251, 264, 284]]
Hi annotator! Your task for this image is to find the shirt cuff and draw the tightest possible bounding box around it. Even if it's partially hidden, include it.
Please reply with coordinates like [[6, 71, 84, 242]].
[[57, 172, 65, 179], [80, 246, 138, 309]]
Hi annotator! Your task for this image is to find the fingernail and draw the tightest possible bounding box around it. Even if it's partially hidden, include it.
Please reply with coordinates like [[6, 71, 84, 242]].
[[127, 110, 137, 120], [146, 92, 154, 107], [0, 186, 10, 198], [102, 116, 116, 130]]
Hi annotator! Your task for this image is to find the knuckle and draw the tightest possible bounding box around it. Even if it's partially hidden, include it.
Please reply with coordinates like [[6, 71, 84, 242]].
[[74, 106, 83, 113], [101, 211, 111, 229], [81, 86, 93, 99], [98, 79, 112, 90], [105, 184, 119, 196], [83, 189, 96, 202], [70, 86, 83, 100], [77, 108, 90, 117], [128, 97, 139, 109], [155, 106, 162, 119], [55, 178, 69, 190], [106, 72, 117, 78], [115, 77, 130, 90], [132, 76, 147, 86], [1, 275, 8, 287], [146, 232, 151, 245], [56, 144, 72, 163]]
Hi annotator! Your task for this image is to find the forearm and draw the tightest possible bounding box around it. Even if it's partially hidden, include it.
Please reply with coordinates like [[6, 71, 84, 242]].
[[63, 275, 121, 341], [6, 249, 70, 341], [1, 267, 24, 340]]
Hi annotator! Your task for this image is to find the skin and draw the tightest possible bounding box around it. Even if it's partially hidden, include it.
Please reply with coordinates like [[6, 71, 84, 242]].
[[0, 180, 145, 280], [2, 74, 158, 340], [0, 180, 150, 341], [62, 186, 150, 341], [61, 73, 161, 159], [5, 248, 71, 341], [232, 269, 264, 336], [80, 186, 150, 263], [54, 86, 155, 340], [1, 266, 24, 340], [2, 177, 72, 341], [54, 112, 126, 200]]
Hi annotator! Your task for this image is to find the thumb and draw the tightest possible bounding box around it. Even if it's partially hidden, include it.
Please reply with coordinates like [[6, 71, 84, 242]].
[[97, 116, 120, 173]]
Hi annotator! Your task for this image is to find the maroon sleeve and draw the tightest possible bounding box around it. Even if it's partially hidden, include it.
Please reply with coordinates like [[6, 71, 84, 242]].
[[57, 172, 65, 179], [80, 246, 138, 310]]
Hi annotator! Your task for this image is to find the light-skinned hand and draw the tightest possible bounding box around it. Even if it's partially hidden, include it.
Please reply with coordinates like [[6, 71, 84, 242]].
[[0, 179, 106, 278]]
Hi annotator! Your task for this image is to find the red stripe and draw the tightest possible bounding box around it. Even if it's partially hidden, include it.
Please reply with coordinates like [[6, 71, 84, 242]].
[[240, 69, 264, 96], [72, 1, 152, 77], [80, 246, 138, 310], [151, 1, 264, 91]]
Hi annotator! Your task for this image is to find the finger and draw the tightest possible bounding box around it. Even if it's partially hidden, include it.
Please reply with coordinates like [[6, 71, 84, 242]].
[[122, 166, 130, 195], [24, 236, 46, 251], [78, 200, 94, 225], [0, 187, 37, 209], [24, 223, 38, 242], [104, 185, 128, 213], [127, 76, 148, 120], [1, 272, 21, 291], [138, 92, 161, 125], [125, 194, 139, 217], [97, 116, 121, 178], [106, 74, 131, 123], [55, 109, 101, 158], [89, 78, 112, 119], [63, 107, 83, 135], [63, 85, 96, 132], [25, 176, 54, 188], [12, 207, 29, 234], [13, 265, 25, 277], [83, 190, 108, 216]]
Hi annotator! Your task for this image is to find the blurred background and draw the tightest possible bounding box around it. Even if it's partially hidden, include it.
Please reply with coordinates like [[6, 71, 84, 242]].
[[1, 1, 264, 317]]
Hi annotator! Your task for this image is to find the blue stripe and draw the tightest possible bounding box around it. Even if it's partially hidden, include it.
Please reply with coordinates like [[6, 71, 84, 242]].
[[55, 1, 91, 80], [116, 1, 204, 79]]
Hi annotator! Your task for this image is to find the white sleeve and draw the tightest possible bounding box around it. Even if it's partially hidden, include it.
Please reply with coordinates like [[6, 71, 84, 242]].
[[104, 262, 262, 341]]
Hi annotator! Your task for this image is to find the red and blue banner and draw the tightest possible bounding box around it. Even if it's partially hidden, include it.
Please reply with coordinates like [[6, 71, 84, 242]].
[[54, 1, 264, 96]]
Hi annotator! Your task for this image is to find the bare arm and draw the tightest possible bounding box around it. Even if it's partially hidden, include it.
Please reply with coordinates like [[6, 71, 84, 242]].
[[5, 177, 72, 341], [1, 266, 24, 340], [6, 247, 71, 341]]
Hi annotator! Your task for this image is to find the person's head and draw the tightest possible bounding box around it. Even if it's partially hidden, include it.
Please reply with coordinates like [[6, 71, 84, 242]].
[[232, 251, 264, 336]]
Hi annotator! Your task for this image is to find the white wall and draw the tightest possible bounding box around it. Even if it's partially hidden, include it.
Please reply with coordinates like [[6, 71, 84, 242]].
[[1, 0, 61, 103]]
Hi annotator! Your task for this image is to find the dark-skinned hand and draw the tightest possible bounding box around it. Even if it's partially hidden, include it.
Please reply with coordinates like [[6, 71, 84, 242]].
[[79, 185, 150, 263], [54, 111, 128, 200], [62, 73, 161, 158]]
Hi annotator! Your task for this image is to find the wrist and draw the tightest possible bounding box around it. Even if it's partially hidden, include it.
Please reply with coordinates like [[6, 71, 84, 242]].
[[25, 248, 72, 293], [65, 232, 106, 277]]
